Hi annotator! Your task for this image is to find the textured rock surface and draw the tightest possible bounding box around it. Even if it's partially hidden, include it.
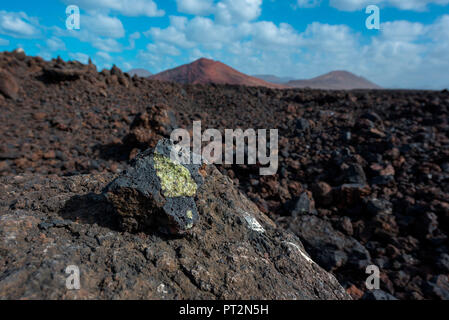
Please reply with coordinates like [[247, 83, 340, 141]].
[[122, 104, 178, 154], [0, 68, 19, 100], [0, 166, 350, 300], [278, 215, 371, 272]]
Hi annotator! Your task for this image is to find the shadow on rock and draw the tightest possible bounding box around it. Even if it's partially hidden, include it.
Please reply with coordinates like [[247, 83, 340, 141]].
[[59, 193, 120, 232], [59, 192, 182, 241], [93, 142, 133, 162]]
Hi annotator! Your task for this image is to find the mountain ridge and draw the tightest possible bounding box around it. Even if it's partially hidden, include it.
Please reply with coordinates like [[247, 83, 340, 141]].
[[149, 58, 285, 88], [150, 58, 381, 89], [287, 70, 381, 90]]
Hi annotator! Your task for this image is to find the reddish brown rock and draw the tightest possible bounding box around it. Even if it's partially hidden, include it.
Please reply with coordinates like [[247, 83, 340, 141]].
[[123, 104, 178, 151], [334, 184, 371, 207], [0, 68, 19, 100], [312, 181, 333, 206]]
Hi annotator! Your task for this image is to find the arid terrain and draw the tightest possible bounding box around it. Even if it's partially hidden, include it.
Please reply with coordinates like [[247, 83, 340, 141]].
[[1, 50, 448, 300]]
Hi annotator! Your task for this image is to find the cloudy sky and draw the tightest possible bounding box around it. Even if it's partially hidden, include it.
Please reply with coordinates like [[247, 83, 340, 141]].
[[1, 0, 448, 89]]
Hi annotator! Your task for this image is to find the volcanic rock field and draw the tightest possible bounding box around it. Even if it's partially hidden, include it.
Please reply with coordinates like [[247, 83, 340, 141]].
[[1, 50, 448, 300]]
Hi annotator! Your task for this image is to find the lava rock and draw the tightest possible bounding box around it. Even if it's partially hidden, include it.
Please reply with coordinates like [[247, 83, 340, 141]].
[[43, 66, 86, 81], [123, 104, 178, 151], [423, 275, 449, 300], [436, 253, 449, 273], [334, 183, 371, 207], [414, 212, 439, 239], [312, 182, 333, 207], [343, 164, 367, 185], [279, 215, 371, 272], [0, 160, 351, 300], [362, 290, 398, 300], [366, 198, 393, 216], [104, 139, 204, 235], [295, 118, 310, 132], [288, 191, 317, 217], [0, 69, 19, 100]]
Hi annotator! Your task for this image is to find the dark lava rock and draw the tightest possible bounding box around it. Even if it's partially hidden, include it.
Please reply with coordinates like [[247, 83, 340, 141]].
[[362, 290, 398, 300], [366, 198, 393, 216], [414, 212, 439, 240], [295, 118, 310, 132], [334, 184, 371, 207], [0, 165, 350, 299], [437, 253, 449, 273], [278, 215, 371, 272], [287, 191, 317, 217], [343, 164, 367, 185], [104, 139, 203, 235], [312, 182, 333, 207], [337, 216, 354, 236], [423, 275, 449, 300], [360, 111, 383, 123], [43, 66, 86, 81]]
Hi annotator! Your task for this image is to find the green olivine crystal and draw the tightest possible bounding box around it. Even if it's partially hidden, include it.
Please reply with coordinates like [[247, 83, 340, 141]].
[[153, 152, 197, 198]]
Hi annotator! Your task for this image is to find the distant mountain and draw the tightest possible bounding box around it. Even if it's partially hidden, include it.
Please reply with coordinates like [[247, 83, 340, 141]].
[[253, 74, 294, 84], [287, 71, 381, 90], [149, 58, 284, 88], [127, 68, 152, 77]]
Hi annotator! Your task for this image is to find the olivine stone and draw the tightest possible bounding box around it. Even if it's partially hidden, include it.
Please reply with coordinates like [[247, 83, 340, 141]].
[[153, 152, 197, 198]]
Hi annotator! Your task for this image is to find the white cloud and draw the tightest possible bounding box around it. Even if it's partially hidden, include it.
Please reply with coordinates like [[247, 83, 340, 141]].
[[0, 11, 40, 38], [215, 0, 262, 24], [37, 35, 65, 58], [189, 48, 211, 60], [127, 31, 141, 49], [92, 37, 123, 52], [145, 16, 195, 48], [329, 0, 449, 11], [176, 0, 215, 15], [250, 21, 301, 47], [45, 37, 66, 51], [380, 21, 427, 42], [96, 51, 112, 61], [62, 0, 164, 17], [388, 0, 449, 11], [329, 0, 379, 11], [82, 14, 125, 38], [429, 14, 449, 41], [136, 49, 179, 73], [57, 26, 124, 52], [69, 52, 90, 64], [300, 22, 357, 50], [185, 17, 234, 48], [54, 12, 126, 52], [122, 62, 132, 70], [147, 42, 182, 56], [176, 0, 263, 24]]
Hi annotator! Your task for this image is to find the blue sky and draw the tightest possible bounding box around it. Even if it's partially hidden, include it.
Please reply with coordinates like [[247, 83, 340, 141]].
[[0, 0, 448, 89]]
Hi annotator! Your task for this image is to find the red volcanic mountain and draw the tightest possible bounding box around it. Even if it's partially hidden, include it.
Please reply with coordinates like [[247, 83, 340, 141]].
[[287, 71, 381, 90], [149, 58, 284, 88]]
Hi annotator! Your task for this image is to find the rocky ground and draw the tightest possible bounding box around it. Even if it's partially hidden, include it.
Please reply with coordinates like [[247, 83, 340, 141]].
[[1, 50, 448, 299], [0, 153, 349, 299]]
